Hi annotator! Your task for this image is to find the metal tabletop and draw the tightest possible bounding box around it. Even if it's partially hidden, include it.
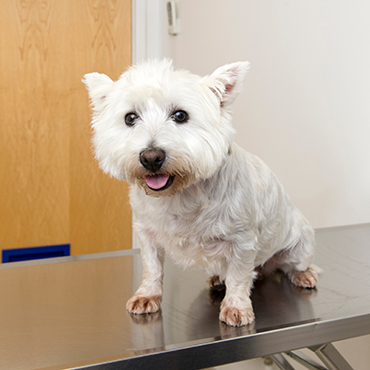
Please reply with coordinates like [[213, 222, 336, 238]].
[[1, 224, 369, 370]]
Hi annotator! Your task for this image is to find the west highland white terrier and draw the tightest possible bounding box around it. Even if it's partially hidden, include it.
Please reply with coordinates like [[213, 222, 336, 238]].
[[83, 59, 317, 327]]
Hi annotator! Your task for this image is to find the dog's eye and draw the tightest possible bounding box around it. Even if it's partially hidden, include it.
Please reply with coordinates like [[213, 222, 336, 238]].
[[125, 113, 138, 126], [171, 110, 188, 124]]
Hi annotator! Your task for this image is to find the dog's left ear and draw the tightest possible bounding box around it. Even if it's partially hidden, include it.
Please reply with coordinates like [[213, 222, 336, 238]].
[[83, 72, 114, 112], [203, 61, 250, 107]]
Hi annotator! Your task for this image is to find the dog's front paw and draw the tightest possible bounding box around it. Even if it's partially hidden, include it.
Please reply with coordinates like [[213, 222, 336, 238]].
[[126, 294, 162, 314], [219, 303, 255, 327]]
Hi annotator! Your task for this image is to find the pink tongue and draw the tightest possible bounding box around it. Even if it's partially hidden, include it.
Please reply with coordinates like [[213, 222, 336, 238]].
[[145, 174, 169, 189]]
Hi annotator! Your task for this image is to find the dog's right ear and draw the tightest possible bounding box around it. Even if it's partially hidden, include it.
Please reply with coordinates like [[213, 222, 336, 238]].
[[203, 61, 250, 108], [82, 72, 114, 112]]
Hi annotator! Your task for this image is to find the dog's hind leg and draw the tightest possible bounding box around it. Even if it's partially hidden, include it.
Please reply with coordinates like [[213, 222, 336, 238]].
[[207, 275, 226, 291], [279, 224, 318, 289], [289, 267, 318, 288]]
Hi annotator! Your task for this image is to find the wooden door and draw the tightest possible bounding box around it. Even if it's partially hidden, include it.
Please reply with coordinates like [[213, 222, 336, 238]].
[[0, 0, 132, 259]]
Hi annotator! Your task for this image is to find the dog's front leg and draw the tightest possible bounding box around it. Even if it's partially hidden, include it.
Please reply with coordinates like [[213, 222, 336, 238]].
[[126, 235, 164, 315], [220, 248, 257, 327]]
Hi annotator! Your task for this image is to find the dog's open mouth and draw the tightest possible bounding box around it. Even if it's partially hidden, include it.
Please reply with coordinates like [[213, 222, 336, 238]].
[[145, 174, 175, 191]]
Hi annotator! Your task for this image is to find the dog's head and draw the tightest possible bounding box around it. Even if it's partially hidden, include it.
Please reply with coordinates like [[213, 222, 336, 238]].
[[83, 59, 249, 197]]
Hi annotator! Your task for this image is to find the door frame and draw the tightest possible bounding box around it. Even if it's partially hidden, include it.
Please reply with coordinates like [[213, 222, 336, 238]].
[[132, 0, 164, 63]]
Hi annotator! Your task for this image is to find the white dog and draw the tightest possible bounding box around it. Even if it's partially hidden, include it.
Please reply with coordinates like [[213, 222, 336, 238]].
[[83, 59, 317, 327]]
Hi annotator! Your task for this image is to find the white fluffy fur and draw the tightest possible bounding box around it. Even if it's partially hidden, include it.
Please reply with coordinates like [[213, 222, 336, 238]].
[[83, 59, 316, 326]]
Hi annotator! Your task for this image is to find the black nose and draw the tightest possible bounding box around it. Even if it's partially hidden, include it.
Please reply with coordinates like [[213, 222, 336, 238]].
[[140, 149, 166, 173]]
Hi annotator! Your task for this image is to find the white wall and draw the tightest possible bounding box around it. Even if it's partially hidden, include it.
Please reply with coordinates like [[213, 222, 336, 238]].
[[159, 0, 370, 229]]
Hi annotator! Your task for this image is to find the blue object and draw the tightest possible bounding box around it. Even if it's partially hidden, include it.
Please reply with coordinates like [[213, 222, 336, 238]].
[[2, 244, 70, 263]]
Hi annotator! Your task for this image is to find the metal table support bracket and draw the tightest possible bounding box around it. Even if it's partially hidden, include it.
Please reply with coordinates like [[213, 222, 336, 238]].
[[285, 350, 327, 370], [268, 342, 354, 370], [309, 343, 354, 370], [269, 353, 295, 369]]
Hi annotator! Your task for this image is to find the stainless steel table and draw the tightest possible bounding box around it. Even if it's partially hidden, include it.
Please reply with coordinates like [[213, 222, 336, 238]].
[[1, 224, 369, 370]]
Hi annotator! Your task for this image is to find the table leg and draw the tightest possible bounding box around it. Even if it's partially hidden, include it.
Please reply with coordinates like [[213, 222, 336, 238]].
[[269, 353, 296, 369], [309, 343, 354, 370]]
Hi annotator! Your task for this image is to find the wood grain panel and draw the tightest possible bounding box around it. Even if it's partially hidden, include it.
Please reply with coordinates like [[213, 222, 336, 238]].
[[69, 0, 132, 255], [0, 0, 69, 251], [0, 0, 132, 258]]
